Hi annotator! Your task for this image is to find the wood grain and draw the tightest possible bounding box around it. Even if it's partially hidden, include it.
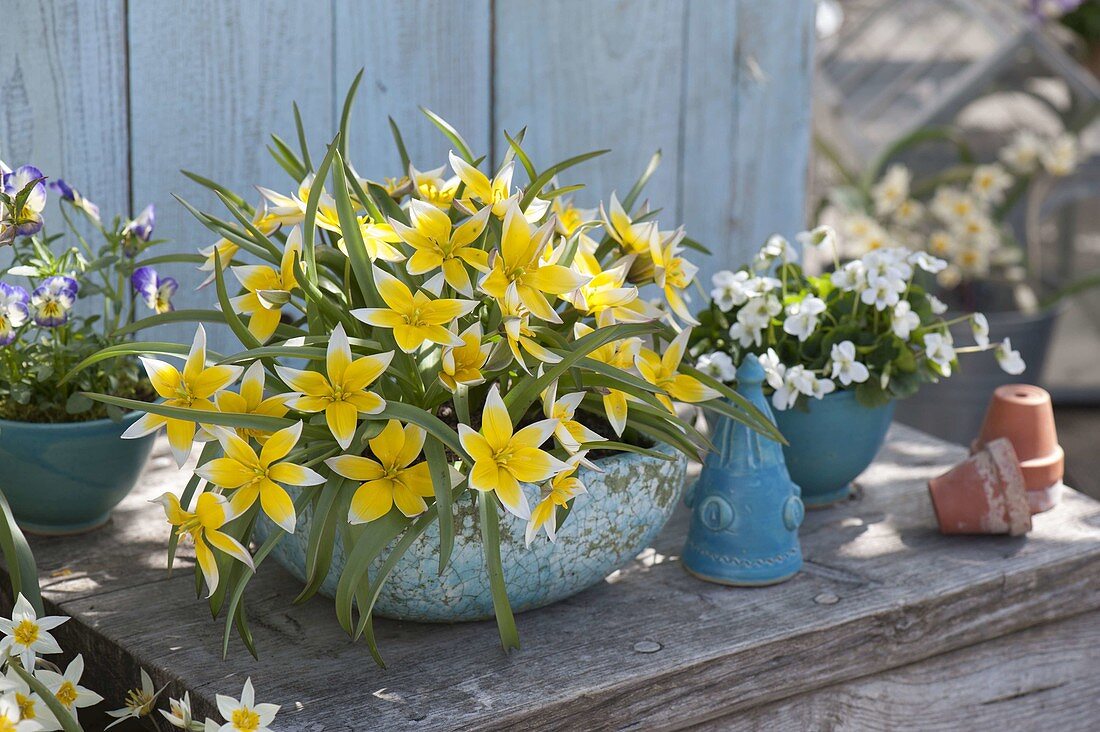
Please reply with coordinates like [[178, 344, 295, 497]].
[[333, 0, 492, 181], [698, 609, 1100, 731], [127, 0, 334, 350], [10, 425, 1100, 730]]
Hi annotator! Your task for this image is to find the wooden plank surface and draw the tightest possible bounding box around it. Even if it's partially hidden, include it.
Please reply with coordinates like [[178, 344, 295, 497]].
[[698, 608, 1100, 731], [333, 0, 492, 181], [13, 425, 1100, 730], [127, 0, 334, 351]]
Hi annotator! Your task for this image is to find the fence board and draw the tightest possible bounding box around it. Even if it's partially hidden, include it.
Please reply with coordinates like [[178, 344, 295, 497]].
[[127, 0, 334, 348], [493, 0, 687, 227], [334, 0, 492, 181]]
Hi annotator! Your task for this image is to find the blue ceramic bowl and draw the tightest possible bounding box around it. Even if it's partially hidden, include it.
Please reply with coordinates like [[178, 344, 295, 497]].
[[0, 413, 156, 534], [773, 391, 895, 508], [257, 444, 688, 622]]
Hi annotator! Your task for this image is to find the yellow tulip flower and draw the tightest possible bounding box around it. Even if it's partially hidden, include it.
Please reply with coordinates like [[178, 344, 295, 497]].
[[230, 226, 301, 343], [439, 322, 490, 392], [563, 257, 654, 326], [196, 421, 324, 534], [448, 152, 550, 222], [197, 198, 279, 287], [156, 491, 253, 597], [351, 266, 476, 353], [257, 185, 306, 227], [525, 453, 589, 546], [574, 323, 641, 436], [541, 380, 605, 454], [213, 361, 291, 444], [635, 328, 721, 412], [326, 420, 456, 524], [275, 323, 391, 449], [479, 201, 589, 323], [391, 200, 491, 296], [551, 197, 596, 238], [652, 227, 700, 325], [409, 163, 459, 208], [123, 325, 243, 467], [500, 286, 562, 370], [457, 385, 569, 519], [600, 192, 658, 256]]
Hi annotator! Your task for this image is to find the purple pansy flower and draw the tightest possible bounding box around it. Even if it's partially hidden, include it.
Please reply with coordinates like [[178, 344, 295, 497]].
[[1, 164, 48, 237], [50, 178, 101, 223], [0, 282, 30, 345], [131, 266, 178, 314], [31, 275, 79, 327], [123, 204, 155, 243]]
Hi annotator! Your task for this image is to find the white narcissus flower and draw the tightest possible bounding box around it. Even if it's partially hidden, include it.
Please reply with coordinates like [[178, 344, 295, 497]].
[[969, 164, 1013, 204], [829, 341, 870, 386], [1000, 130, 1042, 173], [161, 691, 195, 729], [891, 300, 921, 340], [1040, 133, 1078, 177], [872, 164, 910, 216], [795, 225, 837, 252], [923, 332, 956, 376], [35, 654, 103, 726], [710, 270, 751, 311], [106, 668, 164, 729], [0, 594, 67, 672], [695, 352, 737, 383], [996, 338, 1026, 375], [215, 678, 279, 732], [971, 313, 990, 348], [782, 296, 826, 342], [0, 692, 41, 731], [0, 667, 53, 730], [891, 198, 924, 227]]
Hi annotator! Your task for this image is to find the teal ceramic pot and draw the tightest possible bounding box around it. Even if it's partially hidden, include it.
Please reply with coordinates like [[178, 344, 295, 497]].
[[773, 391, 895, 508], [256, 444, 687, 622], [0, 413, 156, 534]]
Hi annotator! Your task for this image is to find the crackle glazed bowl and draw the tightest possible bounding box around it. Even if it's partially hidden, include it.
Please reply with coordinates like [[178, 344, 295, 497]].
[[256, 444, 687, 622]]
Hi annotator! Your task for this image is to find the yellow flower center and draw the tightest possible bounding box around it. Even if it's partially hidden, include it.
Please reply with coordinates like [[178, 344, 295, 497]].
[[16, 693, 36, 720], [232, 707, 261, 731], [56, 681, 78, 707], [559, 208, 582, 235], [13, 618, 38, 646], [0, 717, 16, 732]]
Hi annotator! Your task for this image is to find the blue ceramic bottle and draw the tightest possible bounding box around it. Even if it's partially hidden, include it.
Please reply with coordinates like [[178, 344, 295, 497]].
[[683, 354, 804, 585]]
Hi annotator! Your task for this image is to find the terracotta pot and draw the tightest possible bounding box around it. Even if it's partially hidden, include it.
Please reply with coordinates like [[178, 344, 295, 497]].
[[928, 438, 1031, 536], [972, 384, 1064, 514]]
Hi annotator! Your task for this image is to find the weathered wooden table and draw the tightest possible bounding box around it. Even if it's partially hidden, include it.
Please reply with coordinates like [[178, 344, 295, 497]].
[[13, 425, 1100, 730]]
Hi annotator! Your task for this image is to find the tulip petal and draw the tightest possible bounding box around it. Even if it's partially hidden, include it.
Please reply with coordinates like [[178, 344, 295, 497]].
[[259, 479, 297, 533], [494, 471, 531, 520], [259, 421, 302, 465], [205, 529, 255, 569], [326, 401, 358, 449], [349, 480, 395, 524], [325, 454, 385, 481], [140, 357, 181, 398]]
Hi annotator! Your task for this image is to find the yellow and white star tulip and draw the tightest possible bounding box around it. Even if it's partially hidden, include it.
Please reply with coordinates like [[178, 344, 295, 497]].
[[156, 491, 253, 597], [525, 454, 588, 546], [213, 361, 291, 444], [575, 323, 642, 435], [230, 226, 301, 342], [439, 322, 490, 392], [391, 200, 491, 295], [457, 385, 569, 519], [351, 266, 476, 352], [275, 323, 391, 449], [635, 328, 720, 412], [541, 380, 605, 454], [652, 227, 699, 325], [197, 422, 324, 533], [122, 326, 243, 466]]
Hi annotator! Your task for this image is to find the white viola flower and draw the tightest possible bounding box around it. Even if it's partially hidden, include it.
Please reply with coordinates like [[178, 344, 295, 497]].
[[161, 692, 195, 729], [891, 300, 921, 340], [909, 251, 948, 274], [923, 332, 956, 377], [737, 294, 782, 331], [0, 594, 68, 672], [872, 164, 911, 216], [830, 260, 866, 292], [971, 313, 990, 349], [710, 269, 751, 311], [796, 225, 838, 252], [35, 654, 103, 725], [995, 338, 1026, 375], [861, 274, 905, 311], [772, 365, 809, 411], [755, 234, 798, 269], [969, 164, 1013, 204], [810, 375, 837, 399], [728, 321, 762, 348], [695, 352, 737, 383], [0, 693, 40, 732], [863, 248, 912, 281], [215, 678, 279, 732], [927, 294, 948, 315], [1000, 130, 1042, 174], [789, 366, 817, 397], [782, 296, 826, 342], [758, 348, 786, 390], [1040, 133, 1078, 177], [830, 340, 870, 385], [745, 275, 781, 296]]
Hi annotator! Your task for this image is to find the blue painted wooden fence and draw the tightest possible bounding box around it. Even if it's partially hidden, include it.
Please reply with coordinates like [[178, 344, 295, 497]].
[[1, 0, 814, 347]]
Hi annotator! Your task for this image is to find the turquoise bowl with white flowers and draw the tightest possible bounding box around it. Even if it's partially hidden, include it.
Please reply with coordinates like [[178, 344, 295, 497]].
[[257, 444, 687, 622], [773, 390, 895, 508], [0, 413, 156, 534]]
